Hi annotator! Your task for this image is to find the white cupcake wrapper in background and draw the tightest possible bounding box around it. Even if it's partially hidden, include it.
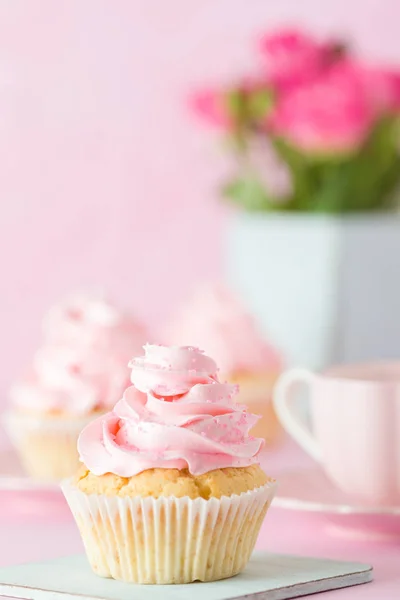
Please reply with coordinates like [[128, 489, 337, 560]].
[[62, 479, 276, 584], [3, 411, 98, 480]]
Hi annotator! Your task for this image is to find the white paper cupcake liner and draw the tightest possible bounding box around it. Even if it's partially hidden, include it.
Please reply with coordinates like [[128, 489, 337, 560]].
[[3, 411, 98, 481], [62, 478, 276, 584]]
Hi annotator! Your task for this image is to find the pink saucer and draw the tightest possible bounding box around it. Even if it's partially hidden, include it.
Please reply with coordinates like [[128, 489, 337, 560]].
[[274, 467, 400, 540]]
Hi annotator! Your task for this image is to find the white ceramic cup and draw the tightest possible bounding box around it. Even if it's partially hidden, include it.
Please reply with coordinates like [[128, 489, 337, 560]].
[[273, 363, 400, 506]]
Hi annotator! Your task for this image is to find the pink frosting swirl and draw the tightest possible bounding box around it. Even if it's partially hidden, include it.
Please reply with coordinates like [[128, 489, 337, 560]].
[[78, 345, 264, 476], [10, 293, 147, 414]]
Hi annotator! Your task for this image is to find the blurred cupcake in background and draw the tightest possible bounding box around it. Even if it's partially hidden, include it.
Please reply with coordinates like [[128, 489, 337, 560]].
[[5, 292, 147, 480], [164, 284, 283, 443]]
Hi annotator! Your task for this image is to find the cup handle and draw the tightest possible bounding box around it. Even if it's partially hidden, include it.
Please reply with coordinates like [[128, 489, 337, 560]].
[[273, 368, 322, 462]]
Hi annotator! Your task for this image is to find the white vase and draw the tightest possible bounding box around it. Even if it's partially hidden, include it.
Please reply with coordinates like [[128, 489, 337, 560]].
[[225, 211, 400, 369]]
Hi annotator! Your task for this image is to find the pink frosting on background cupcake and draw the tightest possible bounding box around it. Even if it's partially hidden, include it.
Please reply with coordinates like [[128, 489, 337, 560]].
[[78, 345, 264, 476], [164, 284, 282, 375], [10, 293, 147, 415]]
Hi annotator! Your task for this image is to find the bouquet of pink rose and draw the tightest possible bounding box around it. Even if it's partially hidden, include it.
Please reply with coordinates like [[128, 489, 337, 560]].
[[191, 29, 400, 212]]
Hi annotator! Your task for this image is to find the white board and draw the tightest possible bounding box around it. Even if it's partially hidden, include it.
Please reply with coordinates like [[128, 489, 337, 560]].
[[0, 553, 372, 600]]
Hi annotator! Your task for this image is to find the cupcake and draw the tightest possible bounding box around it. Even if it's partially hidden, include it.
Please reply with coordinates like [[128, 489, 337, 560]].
[[5, 293, 147, 480], [62, 345, 276, 584], [164, 284, 283, 442]]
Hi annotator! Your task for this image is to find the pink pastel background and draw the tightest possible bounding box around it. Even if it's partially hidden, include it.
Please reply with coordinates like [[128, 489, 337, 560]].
[[1, 0, 400, 403]]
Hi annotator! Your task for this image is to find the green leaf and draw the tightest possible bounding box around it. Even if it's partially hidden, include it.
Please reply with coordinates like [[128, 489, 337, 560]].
[[225, 87, 275, 135], [226, 89, 246, 121], [247, 88, 275, 122], [222, 176, 287, 211]]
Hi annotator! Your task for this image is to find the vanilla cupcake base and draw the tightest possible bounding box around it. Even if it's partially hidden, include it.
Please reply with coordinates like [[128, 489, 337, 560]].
[[62, 479, 275, 584], [4, 411, 100, 481]]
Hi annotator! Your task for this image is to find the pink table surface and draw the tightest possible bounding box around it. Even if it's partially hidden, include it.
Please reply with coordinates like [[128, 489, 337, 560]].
[[0, 439, 399, 600]]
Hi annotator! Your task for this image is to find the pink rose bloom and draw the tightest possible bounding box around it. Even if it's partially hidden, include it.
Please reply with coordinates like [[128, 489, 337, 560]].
[[268, 67, 374, 154], [189, 88, 232, 129], [367, 68, 400, 112], [259, 28, 341, 91], [330, 60, 400, 114]]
